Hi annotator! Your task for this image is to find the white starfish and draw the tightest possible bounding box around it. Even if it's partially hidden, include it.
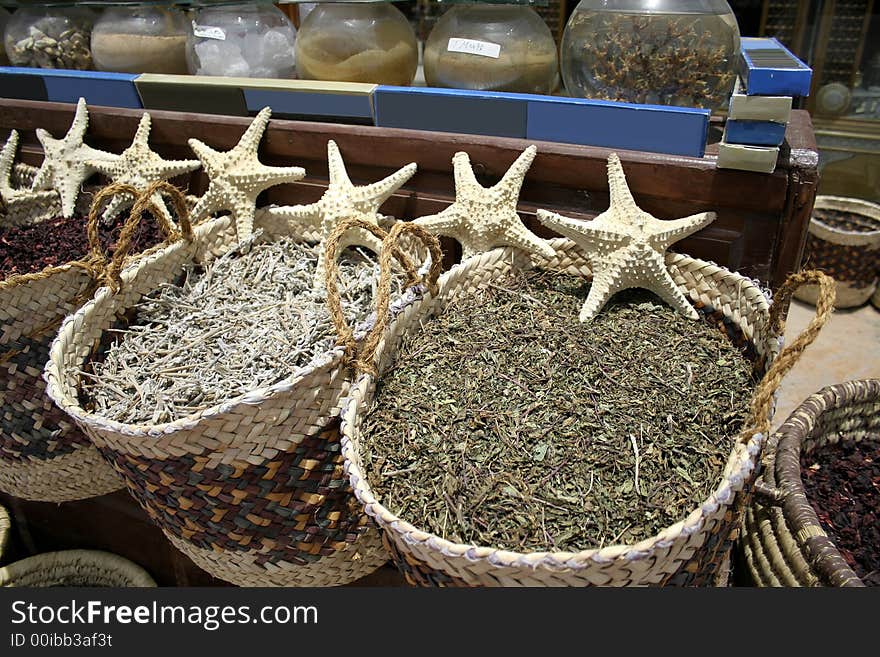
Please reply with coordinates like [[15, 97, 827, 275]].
[[0, 130, 61, 223], [31, 98, 118, 218], [537, 153, 716, 322], [414, 145, 554, 262], [268, 139, 416, 288], [87, 113, 200, 223], [188, 107, 306, 240]]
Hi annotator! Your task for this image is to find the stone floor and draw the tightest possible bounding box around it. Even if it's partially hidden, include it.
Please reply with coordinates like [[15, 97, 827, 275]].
[[773, 298, 880, 429]]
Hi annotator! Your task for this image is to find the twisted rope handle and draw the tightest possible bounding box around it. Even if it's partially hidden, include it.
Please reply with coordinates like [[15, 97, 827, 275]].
[[88, 180, 193, 292], [325, 218, 442, 375], [0, 182, 192, 363], [740, 269, 836, 443]]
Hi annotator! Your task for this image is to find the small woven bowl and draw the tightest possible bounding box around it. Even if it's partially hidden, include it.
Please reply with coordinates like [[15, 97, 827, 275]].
[[795, 196, 880, 308], [742, 378, 880, 586], [0, 550, 156, 587]]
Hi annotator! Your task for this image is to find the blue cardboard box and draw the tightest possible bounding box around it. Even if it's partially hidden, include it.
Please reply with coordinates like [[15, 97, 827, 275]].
[[374, 86, 529, 139], [526, 95, 709, 158], [375, 86, 710, 158], [135, 75, 375, 122], [724, 119, 787, 147], [739, 37, 813, 97], [0, 67, 142, 108]]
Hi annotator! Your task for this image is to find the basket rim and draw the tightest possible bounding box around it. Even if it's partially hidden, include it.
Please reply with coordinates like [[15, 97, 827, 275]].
[[769, 378, 880, 587], [340, 241, 775, 572], [0, 549, 156, 587], [0, 503, 10, 560], [811, 195, 880, 239], [44, 212, 357, 439]]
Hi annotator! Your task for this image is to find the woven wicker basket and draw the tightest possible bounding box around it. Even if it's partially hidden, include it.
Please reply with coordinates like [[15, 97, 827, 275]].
[[0, 550, 156, 587], [742, 378, 879, 587], [0, 167, 125, 503], [796, 196, 880, 308], [1, 179, 195, 503], [340, 237, 834, 586], [0, 503, 10, 562], [43, 211, 439, 586]]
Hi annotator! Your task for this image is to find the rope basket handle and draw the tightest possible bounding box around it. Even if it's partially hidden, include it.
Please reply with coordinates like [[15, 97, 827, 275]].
[[739, 269, 836, 444], [325, 217, 442, 376], [87, 180, 193, 292]]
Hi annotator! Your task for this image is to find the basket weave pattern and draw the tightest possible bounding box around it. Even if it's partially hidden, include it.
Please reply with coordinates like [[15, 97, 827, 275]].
[[341, 238, 780, 586], [797, 196, 880, 308], [742, 378, 880, 587], [45, 213, 389, 586], [0, 549, 156, 587], [0, 171, 122, 502]]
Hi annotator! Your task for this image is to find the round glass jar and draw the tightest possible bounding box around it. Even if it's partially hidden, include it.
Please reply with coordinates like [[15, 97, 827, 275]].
[[187, 3, 297, 79], [295, 2, 418, 86], [91, 6, 189, 74], [424, 3, 559, 94], [4, 6, 96, 70], [561, 0, 741, 110], [0, 8, 10, 66]]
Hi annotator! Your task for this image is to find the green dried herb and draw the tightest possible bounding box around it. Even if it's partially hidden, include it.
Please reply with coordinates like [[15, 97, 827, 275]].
[[361, 268, 756, 552]]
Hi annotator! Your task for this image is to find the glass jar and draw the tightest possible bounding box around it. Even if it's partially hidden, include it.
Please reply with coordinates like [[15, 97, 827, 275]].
[[424, 3, 559, 94], [187, 3, 297, 79], [4, 6, 96, 70], [0, 8, 9, 66], [561, 0, 741, 110], [295, 2, 418, 86], [91, 6, 189, 74]]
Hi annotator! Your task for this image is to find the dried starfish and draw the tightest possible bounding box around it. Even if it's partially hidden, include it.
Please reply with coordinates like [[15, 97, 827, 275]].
[[0, 130, 61, 224], [537, 153, 715, 322], [87, 113, 200, 223], [31, 97, 118, 218], [188, 107, 305, 240], [414, 145, 554, 262], [268, 139, 416, 288]]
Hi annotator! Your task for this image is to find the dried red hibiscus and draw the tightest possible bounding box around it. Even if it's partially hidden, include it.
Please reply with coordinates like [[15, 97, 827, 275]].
[[802, 437, 880, 586], [0, 215, 165, 279]]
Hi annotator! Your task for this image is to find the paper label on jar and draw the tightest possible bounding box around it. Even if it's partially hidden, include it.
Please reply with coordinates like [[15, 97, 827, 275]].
[[447, 38, 502, 59], [192, 22, 226, 41]]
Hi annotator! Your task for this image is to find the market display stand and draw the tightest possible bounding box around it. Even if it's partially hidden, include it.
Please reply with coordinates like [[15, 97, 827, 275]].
[[0, 98, 819, 587]]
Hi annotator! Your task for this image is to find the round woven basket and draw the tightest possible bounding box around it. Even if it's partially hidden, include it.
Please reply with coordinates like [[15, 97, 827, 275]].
[[0, 550, 156, 587], [0, 166, 124, 502], [742, 378, 880, 587], [340, 237, 830, 586], [0, 504, 10, 562], [795, 195, 880, 308], [44, 210, 421, 587], [872, 286, 880, 310]]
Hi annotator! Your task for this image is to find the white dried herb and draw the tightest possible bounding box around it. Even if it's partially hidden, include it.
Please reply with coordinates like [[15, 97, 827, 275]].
[[80, 232, 399, 425]]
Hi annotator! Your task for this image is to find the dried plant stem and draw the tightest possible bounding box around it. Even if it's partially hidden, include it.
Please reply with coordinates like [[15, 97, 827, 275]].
[[81, 233, 399, 425]]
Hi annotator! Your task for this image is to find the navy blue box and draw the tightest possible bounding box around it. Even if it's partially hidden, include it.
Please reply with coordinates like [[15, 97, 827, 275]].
[[739, 37, 813, 97], [374, 86, 528, 139], [724, 119, 787, 147], [526, 96, 709, 158], [0, 67, 142, 108]]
